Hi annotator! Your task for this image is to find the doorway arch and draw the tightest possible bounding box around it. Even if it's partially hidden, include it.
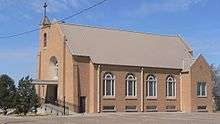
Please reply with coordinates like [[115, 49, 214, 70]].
[[46, 56, 59, 104]]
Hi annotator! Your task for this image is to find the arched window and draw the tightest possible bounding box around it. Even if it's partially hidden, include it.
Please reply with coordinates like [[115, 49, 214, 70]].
[[49, 56, 58, 80], [166, 75, 176, 97], [146, 75, 157, 97], [125, 74, 136, 96], [103, 73, 115, 96], [43, 33, 47, 47]]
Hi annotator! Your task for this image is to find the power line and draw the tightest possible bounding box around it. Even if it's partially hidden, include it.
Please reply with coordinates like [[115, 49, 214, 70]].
[[0, 0, 108, 39], [0, 28, 39, 39], [59, 0, 108, 22]]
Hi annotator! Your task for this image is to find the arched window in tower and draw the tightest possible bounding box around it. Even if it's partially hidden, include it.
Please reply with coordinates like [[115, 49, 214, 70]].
[[43, 33, 47, 47], [49, 56, 58, 80]]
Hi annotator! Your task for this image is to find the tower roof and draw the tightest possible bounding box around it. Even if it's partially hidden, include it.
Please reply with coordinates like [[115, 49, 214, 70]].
[[40, 16, 51, 26]]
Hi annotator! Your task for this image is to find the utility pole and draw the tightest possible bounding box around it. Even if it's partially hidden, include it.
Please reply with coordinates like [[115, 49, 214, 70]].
[[63, 96, 66, 115]]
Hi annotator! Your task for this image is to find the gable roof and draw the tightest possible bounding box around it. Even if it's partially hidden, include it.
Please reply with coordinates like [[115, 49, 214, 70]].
[[59, 23, 193, 69]]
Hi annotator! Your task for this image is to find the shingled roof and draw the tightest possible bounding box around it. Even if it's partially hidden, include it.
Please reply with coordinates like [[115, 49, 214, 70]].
[[59, 23, 193, 70]]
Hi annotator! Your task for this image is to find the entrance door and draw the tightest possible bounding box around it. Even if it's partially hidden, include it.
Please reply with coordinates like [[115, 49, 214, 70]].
[[46, 85, 58, 104], [79, 96, 86, 113]]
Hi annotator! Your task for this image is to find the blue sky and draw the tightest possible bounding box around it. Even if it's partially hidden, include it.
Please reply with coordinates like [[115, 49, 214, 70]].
[[0, 0, 220, 82]]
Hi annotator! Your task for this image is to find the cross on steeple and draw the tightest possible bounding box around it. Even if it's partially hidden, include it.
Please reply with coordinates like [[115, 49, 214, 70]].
[[43, 2, 47, 17], [40, 2, 51, 26]]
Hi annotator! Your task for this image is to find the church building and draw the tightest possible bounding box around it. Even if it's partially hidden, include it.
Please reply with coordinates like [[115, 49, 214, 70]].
[[34, 9, 213, 113]]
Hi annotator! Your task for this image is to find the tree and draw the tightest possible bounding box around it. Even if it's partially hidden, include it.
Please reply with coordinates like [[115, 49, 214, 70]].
[[211, 64, 220, 111], [0, 74, 16, 115], [15, 76, 40, 115]]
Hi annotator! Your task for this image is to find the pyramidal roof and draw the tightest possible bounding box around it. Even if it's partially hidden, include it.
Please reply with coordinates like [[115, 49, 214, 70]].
[[40, 16, 51, 26], [58, 23, 193, 70]]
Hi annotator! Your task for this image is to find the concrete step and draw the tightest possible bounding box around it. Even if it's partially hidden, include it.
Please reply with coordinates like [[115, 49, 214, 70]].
[[40, 104, 69, 116]]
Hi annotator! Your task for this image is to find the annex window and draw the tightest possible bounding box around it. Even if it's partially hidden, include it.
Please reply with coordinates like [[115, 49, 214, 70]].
[[125, 106, 137, 112], [146, 75, 157, 97], [197, 106, 207, 112], [125, 74, 136, 96], [166, 75, 176, 97], [197, 82, 207, 97], [166, 106, 176, 112], [102, 106, 116, 112], [146, 106, 157, 112], [43, 33, 47, 47], [103, 73, 115, 97]]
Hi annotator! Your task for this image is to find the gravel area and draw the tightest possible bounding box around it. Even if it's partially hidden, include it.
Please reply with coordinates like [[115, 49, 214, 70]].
[[0, 112, 220, 124]]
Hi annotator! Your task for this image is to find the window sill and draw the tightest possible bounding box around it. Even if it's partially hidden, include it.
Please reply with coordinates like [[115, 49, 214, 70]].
[[166, 109, 178, 112], [103, 96, 115, 100], [146, 96, 157, 100], [146, 109, 158, 112], [197, 96, 207, 98], [125, 109, 138, 112], [125, 96, 138, 100], [166, 97, 176, 100], [102, 110, 116, 112], [197, 109, 208, 112]]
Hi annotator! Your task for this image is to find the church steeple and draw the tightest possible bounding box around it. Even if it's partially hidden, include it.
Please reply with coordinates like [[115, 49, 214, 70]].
[[40, 2, 51, 26]]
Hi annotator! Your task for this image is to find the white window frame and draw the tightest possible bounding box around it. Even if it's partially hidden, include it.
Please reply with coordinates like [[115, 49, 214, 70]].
[[197, 82, 207, 97], [103, 73, 115, 97], [125, 74, 137, 97], [146, 75, 157, 99], [166, 76, 176, 99]]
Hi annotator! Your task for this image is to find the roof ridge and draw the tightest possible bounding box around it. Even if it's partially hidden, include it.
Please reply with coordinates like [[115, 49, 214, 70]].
[[59, 22, 178, 38], [177, 34, 192, 51]]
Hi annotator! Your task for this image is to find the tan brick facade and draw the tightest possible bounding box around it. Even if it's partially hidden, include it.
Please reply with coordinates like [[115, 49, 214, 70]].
[[36, 23, 213, 113]]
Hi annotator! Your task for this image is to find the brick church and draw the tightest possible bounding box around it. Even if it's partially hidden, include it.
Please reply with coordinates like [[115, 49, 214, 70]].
[[34, 10, 213, 113]]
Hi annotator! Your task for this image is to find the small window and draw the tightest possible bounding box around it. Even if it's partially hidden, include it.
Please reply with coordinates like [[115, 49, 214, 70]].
[[125, 106, 137, 112], [43, 33, 47, 47], [166, 106, 176, 112], [102, 106, 116, 112], [146, 106, 157, 112], [197, 82, 207, 97], [197, 106, 207, 112]]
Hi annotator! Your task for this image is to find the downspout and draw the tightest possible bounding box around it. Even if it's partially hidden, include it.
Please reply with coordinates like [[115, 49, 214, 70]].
[[97, 65, 101, 113], [38, 52, 42, 97], [141, 67, 144, 112], [63, 36, 66, 105]]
